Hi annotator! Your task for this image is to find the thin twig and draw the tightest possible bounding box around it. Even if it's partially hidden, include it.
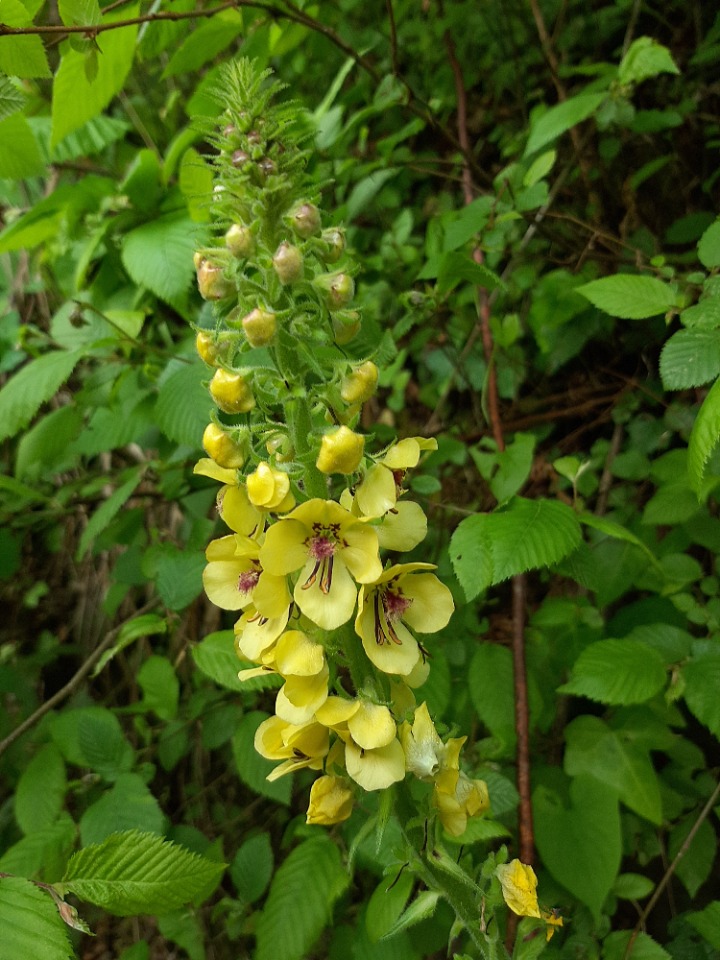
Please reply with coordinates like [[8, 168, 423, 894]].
[[0, 598, 161, 758], [595, 422, 624, 516], [385, 0, 400, 76]]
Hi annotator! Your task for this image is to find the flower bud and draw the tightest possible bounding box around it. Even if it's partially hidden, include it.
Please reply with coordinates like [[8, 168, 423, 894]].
[[247, 461, 295, 512], [258, 157, 276, 178], [315, 272, 354, 310], [232, 149, 250, 168], [272, 243, 303, 284], [225, 224, 255, 259], [290, 202, 321, 238], [241, 307, 277, 347], [196, 260, 233, 301], [196, 331, 219, 366], [340, 361, 379, 405], [316, 426, 365, 475], [332, 310, 361, 345], [320, 228, 345, 263], [202, 423, 245, 469], [209, 369, 255, 414], [266, 434, 294, 462]]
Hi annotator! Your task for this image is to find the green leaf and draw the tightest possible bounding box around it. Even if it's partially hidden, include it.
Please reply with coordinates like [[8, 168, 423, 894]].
[[92, 614, 167, 677], [14, 743, 67, 835], [60, 831, 225, 916], [231, 832, 274, 903], [346, 168, 399, 220], [682, 649, 720, 737], [155, 360, 209, 447], [192, 630, 282, 693], [79, 774, 165, 847], [578, 512, 660, 568], [564, 716, 662, 823], [77, 466, 144, 559], [468, 643, 516, 748], [681, 299, 720, 329], [51, 4, 138, 144], [179, 147, 214, 222], [0, 0, 51, 78], [0, 113, 43, 178], [0, 349, 83, 443], [382, 891, 440, 940], [0, 876, 73, 960], [524, 93, 605, 157], [15, 404, 83, 481], [365, 870, 414, 942], [612, 873, 654, 900], [450, 497, 582, 600], [534, 775, 621, 919], [660, 329, 720, 389], [122, 213, 204, 311], [436, 250, 503, 294], [50, 706, 134, 778], [255, 837, 350, 960], [687, 901, 720, 949], [698, 220, 720, 270], [162, 9, 243, 78], [135, 655, 179, 720], [231, 712, 292, 806], [58, 0, 101, 25], [0, 818, 76, 881], [0, 74, 25, 121], [602, 931, 671, 960], [523, 149, 556, 187], [559, 638, 666, 704], [667, 816, 716, 898], [152, 545, 205, 611], [576, 275, 677, 319], [51, 115, 129, 163], [688, 376, 720, 492], [618, 37, 680, 86]]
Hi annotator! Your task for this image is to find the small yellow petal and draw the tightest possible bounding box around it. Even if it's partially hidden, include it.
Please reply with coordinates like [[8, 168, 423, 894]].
[[495, 860, 542, 919]]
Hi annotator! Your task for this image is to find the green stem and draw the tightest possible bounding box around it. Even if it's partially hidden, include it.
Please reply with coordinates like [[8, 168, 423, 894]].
[[339, 623, 382, 701]]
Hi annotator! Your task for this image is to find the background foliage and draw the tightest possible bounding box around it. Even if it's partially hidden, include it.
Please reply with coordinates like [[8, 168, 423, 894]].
[[1, 0, 720, 958]]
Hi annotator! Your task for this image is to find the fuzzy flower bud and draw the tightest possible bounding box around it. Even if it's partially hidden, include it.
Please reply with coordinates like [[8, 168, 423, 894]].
[[247, 461, 295, 512], [272, 242, 304, 284], [225, 224, 255, 258], [332, 310, 361, 345], [196, 259, 233, 301], [316, 426, 365, 475], [315, 272, 354, 310], [341, 361, 379, 405], [306, 775, 354, 826], [290, 202, 321, 238], [202, 423, 245, 469], [209, 369, 255, 414], [320, 227, 345, 263], [196, 331, 219, 367], [266, 434, 294, 462], [241, 307, 277, 347]]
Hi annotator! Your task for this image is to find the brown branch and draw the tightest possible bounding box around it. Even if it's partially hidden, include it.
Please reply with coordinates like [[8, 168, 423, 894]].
[[0, 598, 161, 758]]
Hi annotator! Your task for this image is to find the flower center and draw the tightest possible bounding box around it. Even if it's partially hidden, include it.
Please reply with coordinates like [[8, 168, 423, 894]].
[[303, 524, 344, 595], [374, 586, 412, 646], [238, 564, 261, 595]]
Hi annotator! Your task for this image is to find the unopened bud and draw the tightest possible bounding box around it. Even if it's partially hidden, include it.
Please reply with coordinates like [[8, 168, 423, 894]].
[[196, 331, 219, 366], [290, 202, 321, 238], [266, 434, 294, 462], [340, 361, 379, 404], [232, 149, 250, 168], [242, 307, 277, 347], [225, 224, 255, 258], [258, 157, 276, 178], [315, 272, 354, 309], [316, 426, 365, 475], [321, 228, 345, 263], [209, 369, 255, 414], [202, 423, 246, 469], [272, 243, 303, 284], [332, 310, 361, 345], [196, 260, 233, 301]]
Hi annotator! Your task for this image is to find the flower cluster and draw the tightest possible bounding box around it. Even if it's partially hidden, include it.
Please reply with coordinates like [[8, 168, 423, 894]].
[[192, 60, 490, 837]]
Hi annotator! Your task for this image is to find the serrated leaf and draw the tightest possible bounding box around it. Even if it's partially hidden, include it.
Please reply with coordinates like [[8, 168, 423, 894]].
[[79, 774, 164, 847], [179, 147, 213, 222], [564, 716, 662, 823], [382, 891, 440, 940], [0, 877, 74, 960], [52, 115, 129, 163], [0, 74, 25, 120], [682, 650, 720, 737], [0, 818, 76, 880], [468, 643, 516, 748], [153, 546, 205, 611], [231, 833, 274, 904], [255, 837, 350, 960], [155, 360, 209, 446], [15, 404, 83, 481], [603, 931, 671, 960], [0, 349, 83, 443], [576, 275, 677, 319], [58, 0, 101, 25], [77, 466, 144, 559], [667, 816, 716, 899], [525, 93, 604, 157], [688, 376, 720, 492], [681, 299, 720, 329], [15, 743, 67, 835], [698, 220, 720, 270], [162, 9, 243, 78], [192, 630, 282, 693], [578, 512, 660, 568], [660, 329, 720, 389], [451, 498, 581, 599], [60, 831, 225, 916], [51, 5, 138, 144], [559, 638, 666, 704], [437, 250, 503, 294], [50, 705, 134, 777], [687, 901, 720, 949], [136, 655, 179, 720], [93, 614, 167, 677], [122, 213, 205, 311], [0, 0, 51, 78], [618, 37, 680, 86], [534, 775, 621, 919]]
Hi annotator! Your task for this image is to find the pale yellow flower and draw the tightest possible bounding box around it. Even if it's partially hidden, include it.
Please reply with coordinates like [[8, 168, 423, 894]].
[[306, 775, 354, 826], [246, 461, 295, 512], [495, 860, 542, 919]]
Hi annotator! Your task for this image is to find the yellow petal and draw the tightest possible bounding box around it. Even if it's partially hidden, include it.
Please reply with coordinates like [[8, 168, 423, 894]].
[[306, 775, 354, 825], [275, 666, 329, 724], [316, 695, 359, 730], [294, 555, 358, 630], [194, 459, 238, 484], [348, 701, 396, 749], [219, 484, 263, 537], [345, 738, 406, 791], [495, 860, 542, 919], [375, 501, 428, 552], [274, 630, 326, 676], [355, 463, 397, 516], [400, 573, 454, 634]]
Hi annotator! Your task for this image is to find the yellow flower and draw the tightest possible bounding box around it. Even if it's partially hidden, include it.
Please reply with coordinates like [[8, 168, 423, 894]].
[[354, 437, 437, 516], [400, 702, 452, 780], [234, 604, 289, 662], [202, 535, 289, 615], [259, 499, 382, 630], [316, 426, 365, 475], [345, 738, 406, 792], [355, 563, 454, 676], [434, 768, 490, 837], [495, 860, 542, 919], [254, 716, 329, 780], [306, 775, 354, 826], [246, 461, 295, 513], [542, 911, 564, 941]]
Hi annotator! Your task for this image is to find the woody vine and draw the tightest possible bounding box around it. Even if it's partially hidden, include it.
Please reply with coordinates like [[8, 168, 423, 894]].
[[192, 59, 561, 955]]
